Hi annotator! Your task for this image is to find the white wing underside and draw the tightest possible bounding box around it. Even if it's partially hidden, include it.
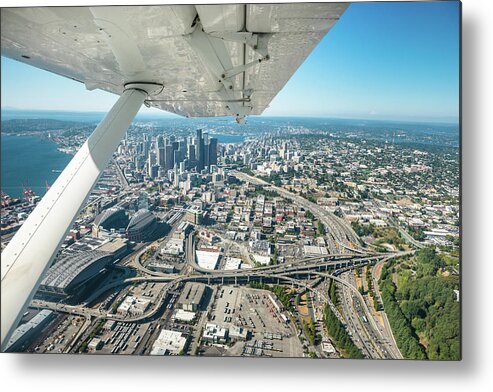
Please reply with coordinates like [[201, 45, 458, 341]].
[[1, 3, 348, 118]]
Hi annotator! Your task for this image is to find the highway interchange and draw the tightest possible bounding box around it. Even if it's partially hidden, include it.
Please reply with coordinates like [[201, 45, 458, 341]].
[[29, 170, 416, 358]]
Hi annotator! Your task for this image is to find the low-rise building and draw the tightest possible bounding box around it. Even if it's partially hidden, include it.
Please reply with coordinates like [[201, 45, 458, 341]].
[[117, 295, 151, 316], [88, 338, 103, 352], [177, 282, 207, 311], [196, 249, 221, 270], [229, 325, 249, 341], [150, 329, 188, 355], [5, 310, 55, 352], [172, 309, 197, 323], [147, 260, 175, 273], [202, 323, 228, 344]]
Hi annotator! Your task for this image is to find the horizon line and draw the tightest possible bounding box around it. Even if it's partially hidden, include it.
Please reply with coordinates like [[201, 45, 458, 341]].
[[1, 107, 459, 126]]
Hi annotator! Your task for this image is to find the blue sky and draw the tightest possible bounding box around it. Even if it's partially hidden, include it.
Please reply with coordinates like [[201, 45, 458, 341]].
[[1, 1, 460, 123]]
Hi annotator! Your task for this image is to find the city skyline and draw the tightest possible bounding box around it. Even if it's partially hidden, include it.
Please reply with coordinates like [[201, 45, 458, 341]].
[[1, 1, 460, 123]]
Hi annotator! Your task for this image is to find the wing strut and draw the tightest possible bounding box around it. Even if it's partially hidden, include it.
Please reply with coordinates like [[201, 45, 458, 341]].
[[1, 83, 161, 350]]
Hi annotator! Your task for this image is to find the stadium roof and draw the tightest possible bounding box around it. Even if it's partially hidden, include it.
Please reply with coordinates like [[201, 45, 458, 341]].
[[40, 251, 112, 291], [93, 206, 127, 228], [127, 209, 156, 232]]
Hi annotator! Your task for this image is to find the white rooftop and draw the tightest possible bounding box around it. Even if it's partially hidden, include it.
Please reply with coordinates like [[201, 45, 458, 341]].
[[172, 309, 196, 322], [224, 257, 242, 270], [196, 250, 220, 270], [150, 329, 187, 356]]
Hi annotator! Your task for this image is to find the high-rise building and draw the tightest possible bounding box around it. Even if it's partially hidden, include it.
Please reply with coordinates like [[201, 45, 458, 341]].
[[173, 149, 181, 168], [187, 143, 196, 165], [204, 140, 210, 170], [179, 140, 186, 163], [157, 136, 165, 168], [165, 143, 174, 171], [195, 129, 205, 171], [147, 151, 156, 177], [209, 138, 218, 166], [150, 164, 159, 179], [143, 133, 150, 159], [172, 140, 179, 159]]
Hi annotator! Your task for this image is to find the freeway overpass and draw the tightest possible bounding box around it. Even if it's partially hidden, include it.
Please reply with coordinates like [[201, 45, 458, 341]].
[[231, 170, 362, 250]]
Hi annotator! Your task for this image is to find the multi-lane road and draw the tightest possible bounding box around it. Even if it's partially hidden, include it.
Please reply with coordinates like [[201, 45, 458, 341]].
[[231, 170, 362, 252], [27, 169, 413, 358]]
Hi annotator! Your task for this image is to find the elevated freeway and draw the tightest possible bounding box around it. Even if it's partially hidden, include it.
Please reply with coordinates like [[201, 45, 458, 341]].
[[231, 170, 362, 251]]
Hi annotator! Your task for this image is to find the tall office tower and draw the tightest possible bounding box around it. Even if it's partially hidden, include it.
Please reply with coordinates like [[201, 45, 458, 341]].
[[187, 143, 196, 164], [195, 129, 204, 170], [134, 155, 141, 170], [165, 143, 174, 171], [209, 137, 218, 166], [147, 151, 156, 177], [173, 167, 180, 188], [173, 149, 181, 168], [142, 133, 150, 159], [150, 164, 159, 180], [157, 135, 165, 168], [178, 140, 186, 162], [171, 140, 180, 167], [204, 139, 210, 170], [143, 142, 150, 160]]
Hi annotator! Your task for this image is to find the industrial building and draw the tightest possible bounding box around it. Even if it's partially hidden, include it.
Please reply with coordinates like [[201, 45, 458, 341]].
[[88, 338, 103, 352], [177, 282, 207, 312], [5, 310, 55, 352], [229, 325, 249, 341], [224, 257, 242, 270], [117, 295, 151, 316], [150, 329, 188, 355], [196, 249, 221, 270], [303, 245, 329, 256], [161, 238, 184, 255], [202, 323, 228, 344], [171, 309, 196, 323], [147, 260, 175, 274]]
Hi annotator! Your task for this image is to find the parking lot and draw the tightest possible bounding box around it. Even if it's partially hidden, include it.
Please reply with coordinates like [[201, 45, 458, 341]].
[[208, 286, 304, 357]]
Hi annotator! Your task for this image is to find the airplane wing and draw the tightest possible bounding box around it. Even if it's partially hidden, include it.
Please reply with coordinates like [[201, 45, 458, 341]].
[[1, 3, 348, 122], [0, 3, 348, 349]]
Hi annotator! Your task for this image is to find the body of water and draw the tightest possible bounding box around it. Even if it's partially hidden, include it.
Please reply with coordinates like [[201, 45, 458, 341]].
[[212, 134, 245, 143], [0, 133, 243, 200], [1, 134, 72, 199]]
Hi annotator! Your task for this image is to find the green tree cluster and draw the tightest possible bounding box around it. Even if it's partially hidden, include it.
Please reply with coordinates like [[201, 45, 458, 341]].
[[379, 273, 427, 359], [380, 248, 460, 360], [304, 317, 317, 345], [323, 305, 364, 359], [351, 221, 375, 237]]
